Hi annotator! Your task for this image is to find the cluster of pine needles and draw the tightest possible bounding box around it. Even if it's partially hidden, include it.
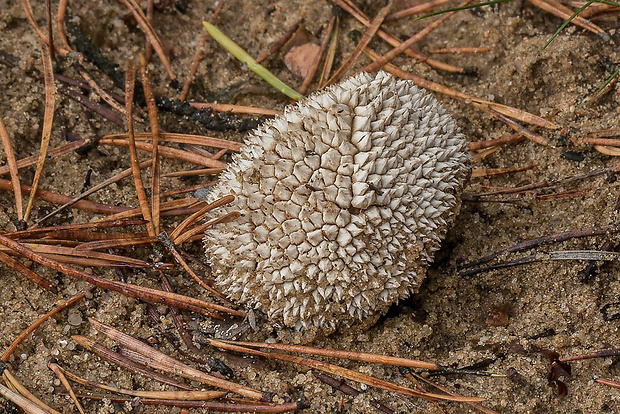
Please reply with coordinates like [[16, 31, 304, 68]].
[[0, 0, 619, 412]]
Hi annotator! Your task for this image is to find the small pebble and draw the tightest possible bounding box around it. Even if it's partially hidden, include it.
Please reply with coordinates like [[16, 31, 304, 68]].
[[67, 312, 83, 326]]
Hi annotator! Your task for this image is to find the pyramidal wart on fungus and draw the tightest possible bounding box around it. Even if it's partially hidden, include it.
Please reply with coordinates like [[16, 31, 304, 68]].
[[203, 71, 470, 336]]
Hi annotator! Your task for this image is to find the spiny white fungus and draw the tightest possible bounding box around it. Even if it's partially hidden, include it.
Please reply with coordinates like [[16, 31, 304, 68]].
[[204, 71, 470, 336]]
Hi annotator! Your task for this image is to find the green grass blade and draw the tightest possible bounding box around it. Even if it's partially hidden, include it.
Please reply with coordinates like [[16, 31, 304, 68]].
[[542, 0, 594, 50], [593, 66, 620, 96], [595, 0, 620, 6], [203, 21, 304, 100], [414, 0, 512, 21]]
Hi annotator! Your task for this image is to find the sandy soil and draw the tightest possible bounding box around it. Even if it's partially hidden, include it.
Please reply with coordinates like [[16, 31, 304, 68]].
[[1, 0, 620, 413]]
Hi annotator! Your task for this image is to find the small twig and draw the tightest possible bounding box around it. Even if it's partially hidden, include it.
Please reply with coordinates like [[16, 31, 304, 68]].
[[458, 224, 620, 271], [48, 362, 86, 414], [118, 0, 176, 80], [189, 102, 281, 116], [207, 339, 485, 402], [53, 363, 226, 401], [256, 18, 304, 64], [0, 250, 56, 292], [2, 370, 61, 414], [327, 1, 393, 85], [32, 158, 152, 228], [363, 0, 472, 73], [87, 318, 266, 400], [1, 290, 87, 362], [384, 0, 451, 22], [0, 177, 129, 214], [178, 0, 226, 101], [430, 47, 491, 54], [301, 17, 336, 93], [72, 335, 194, 390], [313, 371, 394, 414], [362, 46, 558, 130]]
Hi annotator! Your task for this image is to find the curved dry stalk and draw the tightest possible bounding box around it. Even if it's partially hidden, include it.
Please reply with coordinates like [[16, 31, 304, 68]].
[[24, 41, 56, 222], [0, 117, 22, 221], [125, 60, 155, 236], [140, 54, 162, 235]]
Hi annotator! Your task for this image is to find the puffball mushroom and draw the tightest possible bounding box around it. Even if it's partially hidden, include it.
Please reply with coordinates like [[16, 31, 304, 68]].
[[203, 71, 470, 335]]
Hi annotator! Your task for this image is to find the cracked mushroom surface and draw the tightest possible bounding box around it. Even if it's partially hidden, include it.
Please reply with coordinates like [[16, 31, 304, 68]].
[[203, 71, 470, 336]]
